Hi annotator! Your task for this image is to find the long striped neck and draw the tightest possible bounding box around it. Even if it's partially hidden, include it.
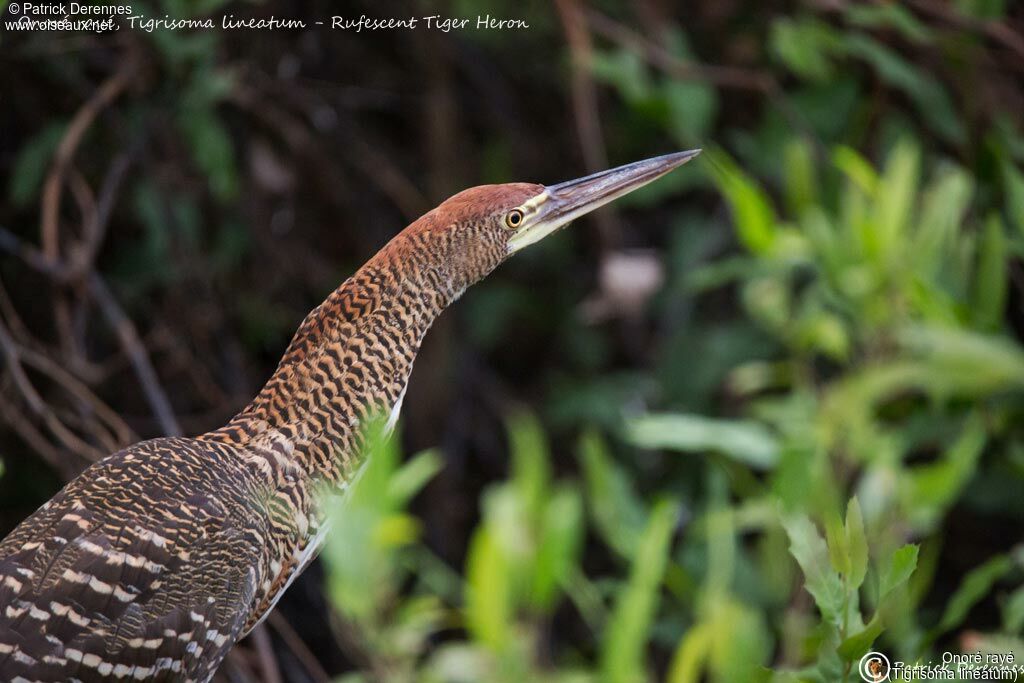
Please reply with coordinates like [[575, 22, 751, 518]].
[[203, 228, 461, 483]]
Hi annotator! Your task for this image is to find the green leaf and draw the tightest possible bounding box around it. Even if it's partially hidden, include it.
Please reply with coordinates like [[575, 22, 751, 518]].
[[841, 34, 965, 144], [1001, 160, 1024, 238], [590, 48, 651, 104], [972, 214, 1008, 331], [837, 614, 885, 661], [625, 413, 779, 469], [706, 149, 778, 254], [845, 498, 869, 591], [578, 431, 648, 558], [508, 411, 551, 523], [879, 544, 920, 598], [529, 485, 584, 610], [665, 79, 719, 146], [824, 508, 851, 579], [387, 449, 443, 508], [769, 18, 840, 82], [932, 554, 1014, 639], [373, 513, 421, 548], [832, 146, 878, 195], [667, 622, 713, 683], [845, 3, 934, 43], [956, 0, 1007, 20], [783, 137, 819, 217], [875, 139, 921, 255], [465, 526, 513, 652], [323, 420, 405, 621], [183, 109, 238, 200], [898, 326, 1024, 395], [915, 165, 973, 280], [8, 123, 65, 207], [707, 600, 772, 681], [903, 413, 986, 522], [1002, 585, 1024, 633], [601, 500, 679, 683], [782, 514, 846, 623]]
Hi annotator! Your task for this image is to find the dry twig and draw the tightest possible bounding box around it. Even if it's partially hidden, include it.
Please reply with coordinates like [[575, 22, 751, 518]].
[[268, 611, 331, 683], [89, 274, 182, 437], [553, 0, 617, 251]]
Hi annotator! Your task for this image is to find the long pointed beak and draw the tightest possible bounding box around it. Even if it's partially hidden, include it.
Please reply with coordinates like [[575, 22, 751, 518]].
[[507, 149, 701, 253]]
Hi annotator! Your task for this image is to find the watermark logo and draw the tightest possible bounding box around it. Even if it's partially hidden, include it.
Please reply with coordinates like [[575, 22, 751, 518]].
[[859, 651, 891, 682]]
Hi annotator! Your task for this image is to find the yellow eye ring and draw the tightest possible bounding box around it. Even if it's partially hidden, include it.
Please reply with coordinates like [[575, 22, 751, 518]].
[[505, 209, 524, 229]]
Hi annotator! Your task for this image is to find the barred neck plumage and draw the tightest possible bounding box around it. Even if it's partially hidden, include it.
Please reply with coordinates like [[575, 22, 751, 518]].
[[201, 224, 467, 484]]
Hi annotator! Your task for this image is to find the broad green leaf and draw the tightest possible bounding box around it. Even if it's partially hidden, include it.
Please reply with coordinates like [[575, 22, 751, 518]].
[[530, 485, 584, 610], [707, 149, 778, 254], [837, 614, 885, 661], [824, 508, 851, 579], [832, 146, 878, 195], [845, 3, 933, 43], [845, 498, 869, 590], [783, 138, 819, 217], [387, 449, 443, 507], [626, 413, 779, 469], [1002, 585, 1024, 633], [769, 18, 838, 82], [782, 514, 846, 623], [479, 487, 532, 597], [1002, 160, 1024, 238], [321, 419, 397, 622], [705, 469, 736, 598], [898, 326, 1024, 395], [373, 513, 421, 548], [465, 526, 513, 652], [323, 419, 405, 621], [874, 139, 920, 256], [795, 311, 850, 361], [903, 413, 986, 523], [916, 164, 973, 279], [879, 544, 920, 598], [601, 500, 679, 683], [578, 431, 648, 558], [972, 214, 1008, 331], [667, 622, 713, 683], [665, 79, 719, 146], [508, 411, 551, 523], [707, 600, 772, 681], [590, 48, 651, 104]]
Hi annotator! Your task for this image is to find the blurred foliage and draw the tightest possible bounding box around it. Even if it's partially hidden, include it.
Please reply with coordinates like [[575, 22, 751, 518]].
[[3, 0, 1024, 681]]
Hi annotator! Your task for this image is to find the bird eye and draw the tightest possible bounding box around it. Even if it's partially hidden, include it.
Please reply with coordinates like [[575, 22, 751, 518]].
[[504, 209, 524, 229]]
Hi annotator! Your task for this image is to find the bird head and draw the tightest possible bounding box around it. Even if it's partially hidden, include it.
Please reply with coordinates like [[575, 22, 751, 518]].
[[403, 150, 701, 294]]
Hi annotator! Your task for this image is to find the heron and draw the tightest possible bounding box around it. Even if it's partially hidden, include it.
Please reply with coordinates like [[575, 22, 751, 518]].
[[0, 149, 700, 682]]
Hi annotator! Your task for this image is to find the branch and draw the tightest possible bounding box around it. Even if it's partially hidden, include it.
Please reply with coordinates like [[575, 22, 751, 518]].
[[585, 9, 775, 92], [268, 611, 331, 683], [89, 274, 182, 437], [554, 0, 618, 251], [0, 319, 107, 468], [39, 55, 137, 263]]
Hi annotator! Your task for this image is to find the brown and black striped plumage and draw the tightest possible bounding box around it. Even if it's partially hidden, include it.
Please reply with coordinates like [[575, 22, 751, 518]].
[[0, 149, 699, 682], [0, 183, 544, 682]]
